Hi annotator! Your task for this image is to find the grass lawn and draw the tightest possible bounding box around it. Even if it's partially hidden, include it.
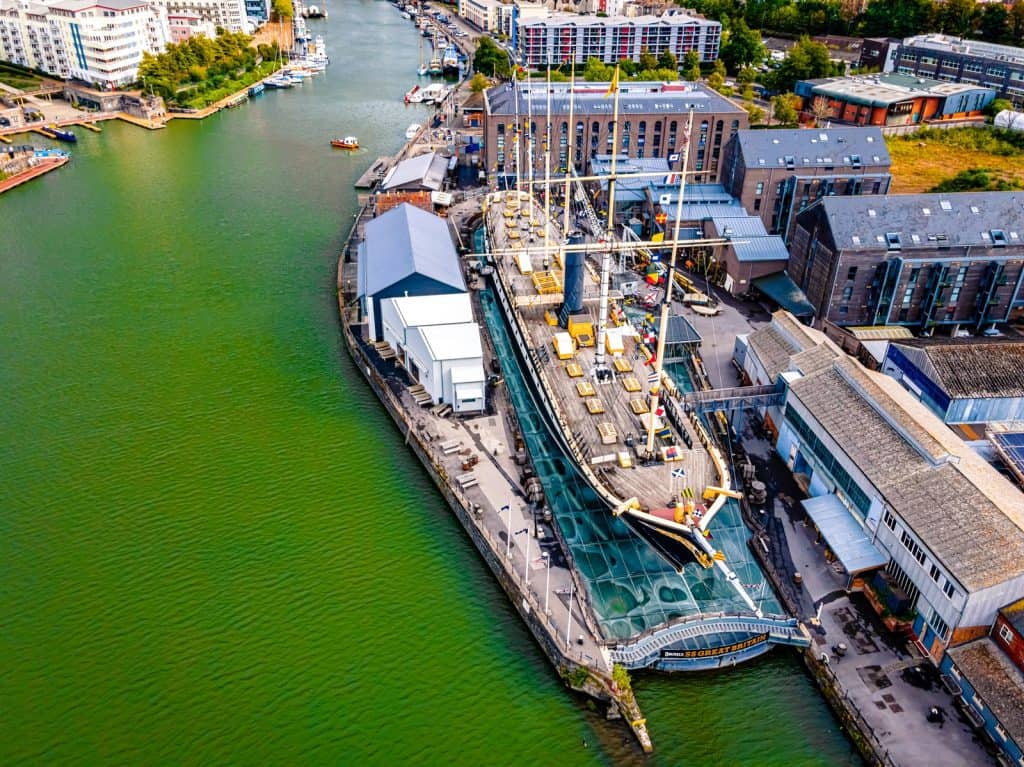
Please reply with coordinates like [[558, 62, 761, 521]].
[[886, 128, 1024, 193], [0, 64, 44, 92]]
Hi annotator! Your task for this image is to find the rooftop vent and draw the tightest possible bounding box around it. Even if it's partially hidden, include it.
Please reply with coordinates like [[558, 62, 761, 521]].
[[886, 232, 902, 249], [991, 229, 1008, 247]]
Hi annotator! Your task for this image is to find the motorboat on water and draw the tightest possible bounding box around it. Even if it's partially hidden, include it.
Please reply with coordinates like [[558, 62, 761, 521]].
[[442, 44, 460, 78], [405, 123, 421, 139], [418, 82, 446, 104], [45, 126, 77, 142], [331, 136, 359, 149], [264, 76, 294, 88]]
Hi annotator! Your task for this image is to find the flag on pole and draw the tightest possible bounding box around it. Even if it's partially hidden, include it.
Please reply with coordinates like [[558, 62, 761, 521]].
[[671, 468, 686, 479], [664, 173, 679, 185], [603, 65, 619, 99], [647, 370, 659, 385]]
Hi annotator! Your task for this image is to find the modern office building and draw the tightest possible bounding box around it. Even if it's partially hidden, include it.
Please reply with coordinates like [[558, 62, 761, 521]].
[[896, 34, 1024, 109], [794, 73, 994, 127], [719, 127, 892, 242], [0, 0, 170, 88], [482, 79, 746, 185], [515, 10, 720, 69], [788, 192, 1024, 330], [735, 311, 1024, 661]]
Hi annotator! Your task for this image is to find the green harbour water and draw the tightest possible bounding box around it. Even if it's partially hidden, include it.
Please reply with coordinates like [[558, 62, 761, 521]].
[[0, 2, 860, 764]]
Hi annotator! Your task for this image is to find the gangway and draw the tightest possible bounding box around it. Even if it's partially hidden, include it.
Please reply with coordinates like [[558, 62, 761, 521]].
[[683, 384, 783, 414]]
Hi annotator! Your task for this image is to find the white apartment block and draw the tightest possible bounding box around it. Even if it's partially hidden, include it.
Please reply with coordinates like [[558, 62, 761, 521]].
[[156, 0, 246, 34], [0, 0, 169, 87], [516, 10, 721, 68], [167, 10, 214, 42]]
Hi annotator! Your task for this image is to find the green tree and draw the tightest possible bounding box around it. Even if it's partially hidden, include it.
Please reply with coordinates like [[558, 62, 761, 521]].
[[473, 36, 510, 78], [708, 70, 725, 91], [272, 0, 292, 20], [858, 0, 934, 38], [720, 19, 765, 72], [986, 98, 1013, 117], [469, 72, 490, 93], [639, 46, 658, 72], [768, 37, 842, 92], [611, 664, 632, 693], [771, 93, 800, 124], [938, 0, 978, 37], [745, 102, 766, 124], [657, 49, 678, 71], [582, 57, 614, 82], [683, 50, 701, 81], [1011, 1, 1024, 45], [978, 3, 1008, 42], [737, 66, 758, 85]]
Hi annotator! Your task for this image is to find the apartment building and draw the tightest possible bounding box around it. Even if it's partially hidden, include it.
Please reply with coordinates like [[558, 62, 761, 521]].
[[515, 10, 720, 69], [896, 34, 1024, 109], [157, 0, 245, 33], [719, 126, 892, 243], [482, 79, 746, 184], [788, 192, 1024, 330]]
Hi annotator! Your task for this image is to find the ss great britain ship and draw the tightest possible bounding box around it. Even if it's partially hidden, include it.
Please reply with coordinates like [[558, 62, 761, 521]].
[[476, 70, 811, 668]]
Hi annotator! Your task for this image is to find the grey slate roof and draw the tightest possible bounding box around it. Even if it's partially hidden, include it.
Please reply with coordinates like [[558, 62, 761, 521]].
[[890, 339, 1024, 399], [947, 639, 1024, 744], [485, 80, 745, 119], [788, 357, 1024, 590], [731, 236, 790, 263], [381, 151, 449, 192], [731, 127, 890, 170], [814, 192, 1024, 251], [357, 203, 465, 298]]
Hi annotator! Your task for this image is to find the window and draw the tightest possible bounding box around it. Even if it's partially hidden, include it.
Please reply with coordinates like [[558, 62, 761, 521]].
[[928, 607, 950, 642], [847, 266, 858, 282], [999, 623, 1014, 645], [883, 509, 896, 530], [901, 529, 927, 565], [755, 181, 764, 195], [929, 564, 940, 583], [753, 198, 761, 212], [994, 723, 1007, 742], [942, 580, 957, 600], [842, 286, 853, 301]]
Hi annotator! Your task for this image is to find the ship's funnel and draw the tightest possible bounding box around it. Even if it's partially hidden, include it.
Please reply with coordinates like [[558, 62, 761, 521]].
[[558, 230, 585, 327]]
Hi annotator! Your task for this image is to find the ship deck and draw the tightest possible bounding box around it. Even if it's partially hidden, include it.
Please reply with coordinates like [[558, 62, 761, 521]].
[[484, 191, 719, 516]]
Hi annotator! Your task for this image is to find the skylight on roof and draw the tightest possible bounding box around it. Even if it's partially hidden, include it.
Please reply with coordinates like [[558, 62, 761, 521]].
[[911, 233, 921, 243], [819, 133, 828, 141], [971, 205, 980, 214], [922, 207, 931, 216], [868, 209, 877, 217], [852, 235, 861, 244], [866, 136, 874, 142], [940, 200, 952, 211]]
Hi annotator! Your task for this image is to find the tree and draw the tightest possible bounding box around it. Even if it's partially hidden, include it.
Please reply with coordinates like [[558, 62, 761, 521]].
[[767, 37, 841, 92], [657, 49, 677, 71], [745, 102, 766, 124], [720, 19, 765, 73], [986, 98, 1013, 117], [708, 70, 725, 92], [737, 66, 758, 85], [639, 46, 658, 73], [858, 0, 934, 38], [469, 72, 490, 93], [771, 93, 800, 124], [809, 95, 833, 126], [1009, 1, 1024, 44], [938, 0, 978, 38], [473, 36, 510, 78], [272, 0, 292, 20], [683, 50, 701, 82], [583, 57, 614, 82], [978, 4, 1008, 43]]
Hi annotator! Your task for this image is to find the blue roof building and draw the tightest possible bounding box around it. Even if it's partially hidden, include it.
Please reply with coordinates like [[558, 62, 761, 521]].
[[357, 203, 466, 341]]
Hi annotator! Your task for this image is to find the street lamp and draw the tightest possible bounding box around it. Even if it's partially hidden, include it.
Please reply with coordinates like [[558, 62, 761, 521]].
[[542, 551, 550, 615]]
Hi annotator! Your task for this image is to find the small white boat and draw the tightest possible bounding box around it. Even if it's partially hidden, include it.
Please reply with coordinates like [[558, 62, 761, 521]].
[[405, 123, 421, 139], [406, 87, 426, 104], [418, 83, 446, 104], [401, 11, 411, 19]]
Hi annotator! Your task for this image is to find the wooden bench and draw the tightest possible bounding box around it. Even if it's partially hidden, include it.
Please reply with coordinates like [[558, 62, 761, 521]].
[[586, 398, 605, 415], [566, 362, 583, 378], [622, 376, 641, 392], [613, 357, 633, 373], [576, 381, 595, 397]]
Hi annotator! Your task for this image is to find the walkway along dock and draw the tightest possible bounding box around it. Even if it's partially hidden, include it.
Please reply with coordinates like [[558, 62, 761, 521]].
[[0, 154, 69, 195], [335, 203, 654, 753]]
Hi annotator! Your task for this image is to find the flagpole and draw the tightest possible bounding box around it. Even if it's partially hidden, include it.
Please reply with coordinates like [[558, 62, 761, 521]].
[[527, 74, 535, 228], [594, 64, 621, 374], [645, 109, 694, 458], [562, 52, 575, 238], [513, 69, 521, 195]]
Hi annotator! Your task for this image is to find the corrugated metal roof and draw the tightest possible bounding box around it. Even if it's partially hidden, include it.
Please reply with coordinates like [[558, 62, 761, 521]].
[[709, 216, 767, 237], [847, 326, 915, 341], [801, 495, 888, 574], [731, 235, 790, 263], [817, 191, 1024, 250], [890, 339, 1024, 399], [732, 127, 890, 170], [357, 204, 465, 297], [386, 293, 473, 329]]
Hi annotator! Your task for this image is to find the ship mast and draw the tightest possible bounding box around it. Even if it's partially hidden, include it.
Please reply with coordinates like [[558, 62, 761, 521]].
[[544, 62, 552, 268], [527, 74, 535, 227], [593, 65, 621, 376], [562, 52, 575, 237], [513, 68, 521, 195], [645, 109, 695, 457]]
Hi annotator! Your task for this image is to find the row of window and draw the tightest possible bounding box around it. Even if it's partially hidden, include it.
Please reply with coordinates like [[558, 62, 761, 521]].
[[785, 405, 872, 514], [883, 509, 959, 602]]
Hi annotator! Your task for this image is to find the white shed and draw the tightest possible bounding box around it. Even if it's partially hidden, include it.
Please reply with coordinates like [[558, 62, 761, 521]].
[[380, 293, 474, 362], [404, 322, 486, 413]]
